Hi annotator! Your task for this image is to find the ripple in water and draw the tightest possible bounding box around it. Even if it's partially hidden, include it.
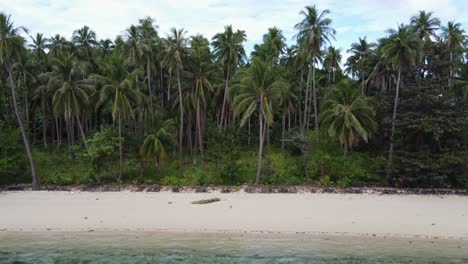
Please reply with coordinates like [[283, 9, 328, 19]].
[[0, 232, 467, 263]]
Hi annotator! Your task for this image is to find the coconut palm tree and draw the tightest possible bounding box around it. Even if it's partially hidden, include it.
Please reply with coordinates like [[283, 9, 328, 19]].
[[279, 84, 297, 153], [323, 46, 342, 84], [295, 5, 335, 135], [320, 80, 377, 155], [382, 25, 420, 185], [50, 52, 95, 153], [98, 39, 114, 58], [212, 25, 246, 127], [346, 37, 376, 95], [164, 27, 188, 172], [189, 35, 214, 164], [441, 21, 466, 87], [263, 27, 286, 63], [138, 17, 159, 115], [234, 59, 286, 185], [94, 54, 139, 181], [47, 34, 68, 57], [140, 112, 174, 179], [28, 33, 48, 62], [410, 11, 440, 76], [0, 12, 38, 186]]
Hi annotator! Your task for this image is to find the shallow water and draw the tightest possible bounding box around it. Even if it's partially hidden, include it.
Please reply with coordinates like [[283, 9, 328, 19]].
[[0, 232, 467, 263]]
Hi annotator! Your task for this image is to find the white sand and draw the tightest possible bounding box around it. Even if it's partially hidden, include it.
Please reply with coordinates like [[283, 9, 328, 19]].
[[1, 191, 468, 239]]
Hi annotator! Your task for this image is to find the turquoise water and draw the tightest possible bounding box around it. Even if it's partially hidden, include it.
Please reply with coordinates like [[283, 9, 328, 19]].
[[0, 232, 467, 263]]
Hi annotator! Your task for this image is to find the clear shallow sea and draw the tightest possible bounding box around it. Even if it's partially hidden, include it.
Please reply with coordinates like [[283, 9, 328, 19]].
[[0, 232, 467, 264]]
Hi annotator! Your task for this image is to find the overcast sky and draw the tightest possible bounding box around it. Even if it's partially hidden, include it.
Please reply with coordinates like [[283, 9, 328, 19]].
[[1, 0, 467, 60]]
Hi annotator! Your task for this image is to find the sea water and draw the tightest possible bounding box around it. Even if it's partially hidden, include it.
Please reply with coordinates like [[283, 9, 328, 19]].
[[0, 232, 467, 263]]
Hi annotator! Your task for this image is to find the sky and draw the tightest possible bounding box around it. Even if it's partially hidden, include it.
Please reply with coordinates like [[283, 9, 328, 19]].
[[1, 0, 467, 62]]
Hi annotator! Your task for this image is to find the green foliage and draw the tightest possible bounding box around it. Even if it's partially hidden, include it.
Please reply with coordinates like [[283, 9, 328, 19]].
[[85, 127, 118, 177], [261, 153, 302, 185], [0, 125, 27, 184]]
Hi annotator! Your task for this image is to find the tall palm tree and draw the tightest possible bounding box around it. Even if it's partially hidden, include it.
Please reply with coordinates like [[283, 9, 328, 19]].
[[382, 25, 420, 185], [47, 34, 68, 57], [320, 80, 377, 155], [165, 27, 188, 172], [140, 112, 174, 179], [441, 21, 466, 87], [94, 54, 139, 181], [279, 84, 297, 153], [410, 11, 440, 76], [138, 17, 159, 115], [72, 25, 97, 48], [189, 35, 214, 165], [323, 46, 342, 84], [28, 33, 48, 61], [0, 12, 38, 186], [295, 5, 335, 135], [263, 27, 286, 63], [212, 25, 246, 127], [234, 59, 286, 185], [50, 52, 95, 153], [346, 37, 376, 95], [98, 39, 114, 58]]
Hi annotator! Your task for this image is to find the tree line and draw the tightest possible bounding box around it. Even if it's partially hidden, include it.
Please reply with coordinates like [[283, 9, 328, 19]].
[[0, 6, 466, 188]]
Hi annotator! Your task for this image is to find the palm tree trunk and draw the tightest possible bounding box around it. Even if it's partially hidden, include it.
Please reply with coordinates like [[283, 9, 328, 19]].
[[255, 104, 264, 185], [196, 99, 204, 165], [302, 64, 311, 136], [8, 68, 38, 187], [385, 66, 401, 186], [118, 112, 124, 181], [333, 68, 336, 84], [361, 70, 365, 96], [167, 70, 172, 102], [282, 109, 286, 154], [312, 64, 319, 134], [176, 66, 184, 172], [219, 63, 231, 127], [42, 98, 47, 149], [449, 50, 453, 87], [76, 115, 88, 150], [147, 56, 154, 116]]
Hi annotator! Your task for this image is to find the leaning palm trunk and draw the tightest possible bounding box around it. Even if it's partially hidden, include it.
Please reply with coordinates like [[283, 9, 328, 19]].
[[219, 63, 231, 127], [385, 66, 402, 186], [118, 112, 124, 181], [176, 66, 184, 172], [76, 115, 88, 150], [8, 68, 38, 187]]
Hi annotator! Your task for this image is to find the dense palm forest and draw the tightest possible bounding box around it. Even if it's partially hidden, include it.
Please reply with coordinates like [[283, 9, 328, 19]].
[[0, 6, 467, 188]]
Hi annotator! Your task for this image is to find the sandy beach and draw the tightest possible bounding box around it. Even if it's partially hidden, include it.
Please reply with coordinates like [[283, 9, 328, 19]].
[[1, 191, 468, 239]]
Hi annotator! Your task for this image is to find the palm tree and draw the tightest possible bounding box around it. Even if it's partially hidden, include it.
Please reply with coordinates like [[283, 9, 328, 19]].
[[234, 59, 286, 185], [295, 5, 335, 135], [346, 37, 376, 95], [98, 39, 114, 58], [50, 52, 95, 153], [323, 46, 342, 84], [47, 34, 68, 56], [72, 25, 97, 48], [320, 80, 377, 155], [263, 27, 286, 63], [279, 84, 297, 153], [165, 27, 188, 172], [28, 33, 48, 61], [441, 21, 466, 87], [138, 17, 159, 115], [410, 11, 440, 76], [382, 25, 420, 185], [140, 112, 174, 179], [94, 54, 139, 181], [212, 25, 246, 127], [189, 35, 214, 165], [0, 12, 38, 186]]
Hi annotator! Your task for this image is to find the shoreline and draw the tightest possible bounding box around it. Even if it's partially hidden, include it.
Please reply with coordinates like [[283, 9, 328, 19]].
[[2, 191, 468, 240], [2, 184, 468, 196]]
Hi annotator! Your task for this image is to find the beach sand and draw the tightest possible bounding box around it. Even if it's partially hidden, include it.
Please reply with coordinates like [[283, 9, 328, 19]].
[[1, 191, 467, 239]]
